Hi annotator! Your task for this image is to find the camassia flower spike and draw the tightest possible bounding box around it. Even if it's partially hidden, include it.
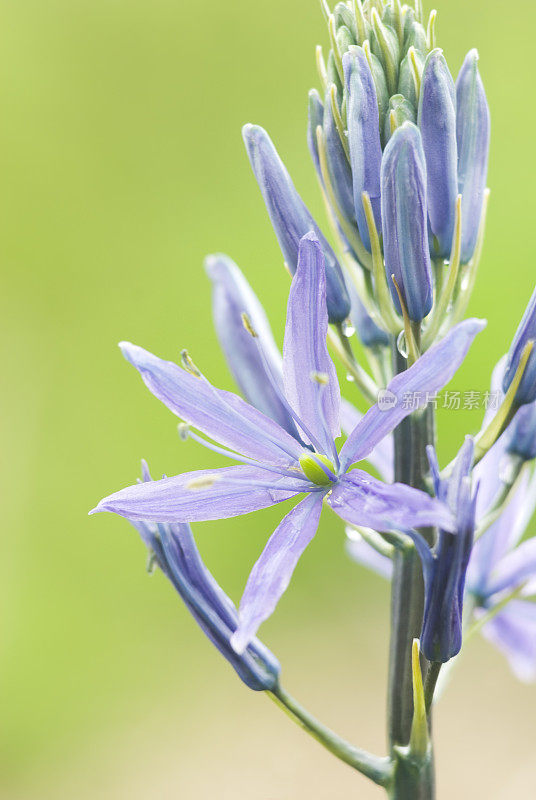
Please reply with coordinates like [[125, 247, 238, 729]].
[[91, 233, 484, 653]]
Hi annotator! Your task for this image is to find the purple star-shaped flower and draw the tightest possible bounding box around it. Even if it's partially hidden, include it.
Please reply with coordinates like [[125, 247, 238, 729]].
[[91, 233, 484, 652]]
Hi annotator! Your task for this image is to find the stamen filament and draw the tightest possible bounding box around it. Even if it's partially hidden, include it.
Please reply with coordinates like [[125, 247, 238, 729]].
[[183, 428, 311, 482]]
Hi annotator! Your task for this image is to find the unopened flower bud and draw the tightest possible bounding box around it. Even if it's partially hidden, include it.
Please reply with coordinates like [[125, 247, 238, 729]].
[[384, 93, 416, 142], [348, 279, 389, 348], [343, 47, 383, 251], [503, 287, 536, 405], [243, 123, 351, 322], [418, 49, 458, 258], [381, 122, 432, 322], [507, 402, 536, 462], [307, 88, 324, 175], [456, 49, 490, 263]]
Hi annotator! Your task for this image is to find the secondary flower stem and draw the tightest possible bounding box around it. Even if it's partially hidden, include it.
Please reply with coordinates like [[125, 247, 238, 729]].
[[268, 684, 392, 786]]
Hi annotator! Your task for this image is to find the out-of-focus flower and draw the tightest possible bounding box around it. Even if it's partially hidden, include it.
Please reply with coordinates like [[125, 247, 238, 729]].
[[468, 453, 536, 682]]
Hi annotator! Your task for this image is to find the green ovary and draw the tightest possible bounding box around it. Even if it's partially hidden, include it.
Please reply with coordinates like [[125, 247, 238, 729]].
[[299, 453, 335, 486]]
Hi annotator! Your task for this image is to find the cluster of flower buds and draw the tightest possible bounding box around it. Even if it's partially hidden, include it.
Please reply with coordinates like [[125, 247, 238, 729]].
[[307, 0, 490, 338]]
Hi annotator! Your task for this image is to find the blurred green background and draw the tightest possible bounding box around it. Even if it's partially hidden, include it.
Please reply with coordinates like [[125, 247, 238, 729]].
[[2, 0, 536, 797]]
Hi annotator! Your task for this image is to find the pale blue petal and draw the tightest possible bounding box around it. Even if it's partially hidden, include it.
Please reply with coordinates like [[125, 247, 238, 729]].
[[231, 492, 324, 653], [91, 465, 306, 522], [340, 397, 394, 482], [119, 342, 304, 464], [283, 234, 340, 455], [339, 319, 486, 470], [327, 471, 454, 533]]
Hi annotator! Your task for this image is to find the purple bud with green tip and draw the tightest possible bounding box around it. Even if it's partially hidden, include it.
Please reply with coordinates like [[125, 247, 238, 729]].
[[381, 122, 433, 322], [343, 47, 383, 251], [456, 49, 490, 263], [243, 124, 351, 323], [418, 49, 458, 258]]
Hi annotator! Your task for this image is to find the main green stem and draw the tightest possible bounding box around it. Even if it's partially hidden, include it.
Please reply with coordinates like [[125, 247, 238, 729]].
[[387, 342, 436, 799]]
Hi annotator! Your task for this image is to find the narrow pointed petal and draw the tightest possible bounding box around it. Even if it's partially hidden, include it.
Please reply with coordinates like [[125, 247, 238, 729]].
[[339, 319, 486, 470], [381, 121, 432, 322], [283, 234, 340, 453], [205, 253, 298, 437], [456, 49, 490, 263], [503, 286, 536, 406], [343, 47, 383, 250], [231, 493, 323, 653], [326, 471, 454, 532], [119, 342, 303, 464], [243, 124, 350, 322], [418, 49, 458, 257], [481, 600, 536, 682], [92, 466, 305, 523], [340, 398, 394, 482], [159, 525, 281, 691]]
